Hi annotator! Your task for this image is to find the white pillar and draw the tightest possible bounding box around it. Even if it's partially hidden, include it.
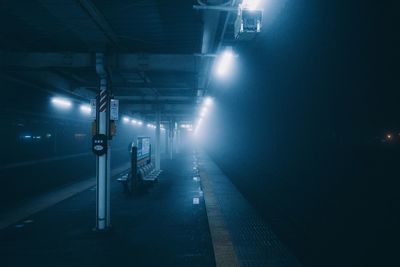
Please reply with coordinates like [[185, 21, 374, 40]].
[[169, 123, 173, 160], [155, 110, 161, 170], [165, 124, 169, 154], [106, 143, 111, 227], [176, 128, 181, 154], [97, 85, 108, 230], [95, 54, 110, 231]]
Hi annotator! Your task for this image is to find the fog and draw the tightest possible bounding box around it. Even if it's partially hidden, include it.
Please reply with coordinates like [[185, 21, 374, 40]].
[[196, 0, 400, 266]]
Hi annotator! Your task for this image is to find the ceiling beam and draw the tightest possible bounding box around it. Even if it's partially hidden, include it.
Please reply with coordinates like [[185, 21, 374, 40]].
[[126, 111, 194, 116], [0, 72, 91, 100], [114, 87, 193, 91], [0, 52, 92, 69], [123, 103, 194, 120], [113, 54, 197, 73], [117, 95, 194, 103], [77, 0, 120, 49], [0, 52, 198, 72], [120, 101, 194, 106], [123, 103, 193, 110], [118, 95, 192, 100]]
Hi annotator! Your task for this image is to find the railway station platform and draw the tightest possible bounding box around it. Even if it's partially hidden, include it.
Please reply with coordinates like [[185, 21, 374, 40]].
[[0, 151, 301, 267]]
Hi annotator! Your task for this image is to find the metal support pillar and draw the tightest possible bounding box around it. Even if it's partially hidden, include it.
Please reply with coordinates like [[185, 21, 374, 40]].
[[174, 122, 177, 153], [169, 122, 174, 160], [165, 124, 169, 154], [155, 110, 161, 171], [106, 139, 111, 226], [95, 53, 110, 231], [176, 125, 181, 154]]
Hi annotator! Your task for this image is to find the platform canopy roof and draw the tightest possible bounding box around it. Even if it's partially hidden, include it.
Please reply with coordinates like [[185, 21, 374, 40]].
[[0, 0, 240, 123]]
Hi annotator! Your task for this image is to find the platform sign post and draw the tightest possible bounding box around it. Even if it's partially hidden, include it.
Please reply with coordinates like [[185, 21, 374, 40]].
[[94, 53, 111, 231], [130, 146, 138, 192], [96, 78, 109, 231]]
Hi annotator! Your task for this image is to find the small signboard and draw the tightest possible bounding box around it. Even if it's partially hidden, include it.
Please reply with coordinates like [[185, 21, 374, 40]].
[[110, 99, 119, 121], [90, 99, 96, 119], [92, 134, 107, 156], [137, 137, 151, 160]]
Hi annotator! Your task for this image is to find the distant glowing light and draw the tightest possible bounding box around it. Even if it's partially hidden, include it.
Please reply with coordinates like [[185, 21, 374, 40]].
[[194, 97, 214, 134], [181, 124, 193, 132], [195, 117, 204, 133], [23, 135, 32, 139], [137, 121, 143, 126], [131, 119, 137, 124], [180, 124, 193, 129], [242, 0, 261, 10], [51, 97, 72, 109], [200, 110, 206, 118], [204, 97, 213, 107], [386, 134, 392, 140], [215, 49, 235, 78], [80, 104, 91, 114], [122, 116, 130, 123]]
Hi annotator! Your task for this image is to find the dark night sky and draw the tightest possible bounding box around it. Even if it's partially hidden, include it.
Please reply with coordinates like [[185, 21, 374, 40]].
[[203, 0, 400, 266]]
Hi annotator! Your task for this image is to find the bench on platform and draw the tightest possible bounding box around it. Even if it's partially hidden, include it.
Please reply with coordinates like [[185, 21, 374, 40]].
[[117, 139, 161, 194]]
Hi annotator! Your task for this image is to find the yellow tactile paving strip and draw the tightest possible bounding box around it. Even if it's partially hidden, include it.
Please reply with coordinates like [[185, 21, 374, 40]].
[[199, 168, 240, 267]]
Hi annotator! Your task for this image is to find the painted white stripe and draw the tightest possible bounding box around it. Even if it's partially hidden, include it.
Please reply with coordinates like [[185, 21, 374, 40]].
[[99, 105, 107, 112]]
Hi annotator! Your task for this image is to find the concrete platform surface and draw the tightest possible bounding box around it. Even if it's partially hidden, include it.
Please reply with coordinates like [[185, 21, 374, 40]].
[[0, 153, 214, 267], [0, 151, 301, 267]]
